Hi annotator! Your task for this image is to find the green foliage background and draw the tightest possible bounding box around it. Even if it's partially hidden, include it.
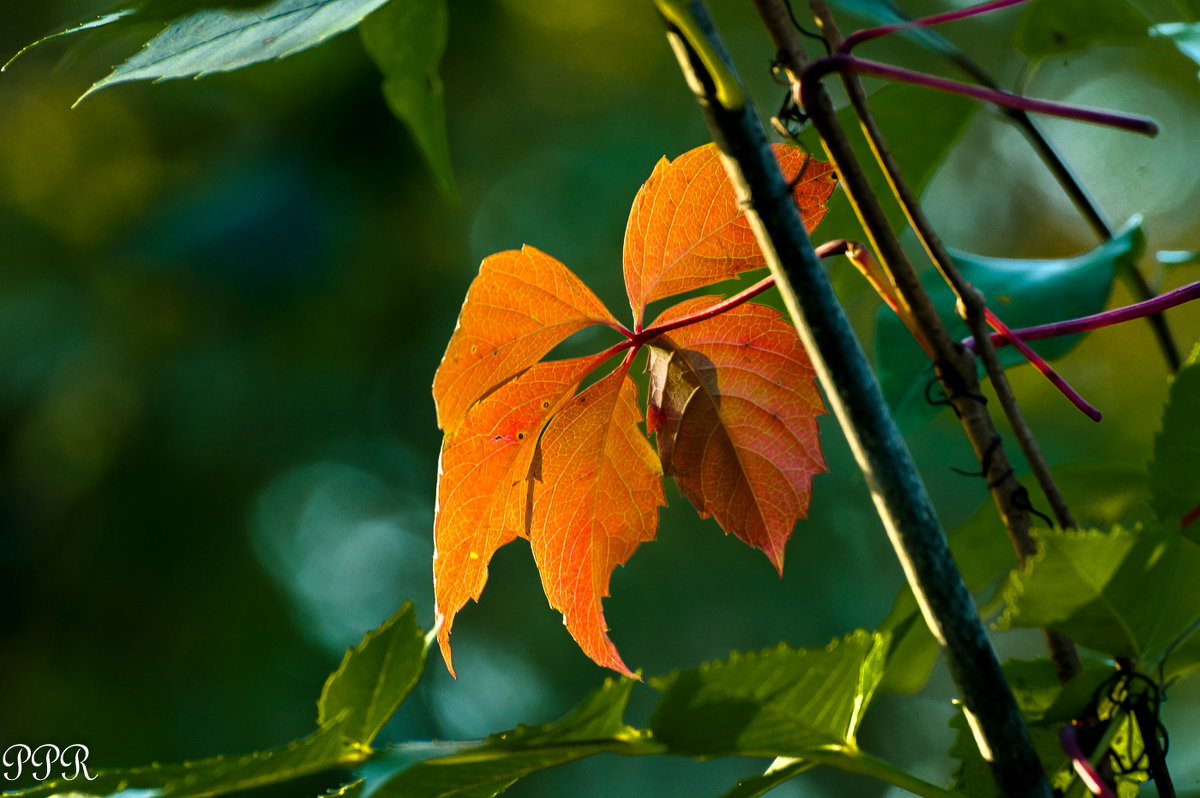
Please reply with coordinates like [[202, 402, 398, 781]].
[[2, 0, 1200, 795]]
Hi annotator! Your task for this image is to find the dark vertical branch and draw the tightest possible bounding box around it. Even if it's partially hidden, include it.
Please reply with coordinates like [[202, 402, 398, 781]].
[[656, 3, 1051, 796]]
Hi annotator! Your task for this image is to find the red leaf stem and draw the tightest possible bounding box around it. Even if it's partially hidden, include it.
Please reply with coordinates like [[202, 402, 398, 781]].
[[985, 308, 1102, 421]]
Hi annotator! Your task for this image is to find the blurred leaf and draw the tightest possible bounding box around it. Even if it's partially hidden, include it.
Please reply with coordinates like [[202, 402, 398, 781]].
[[2, 10, 135, 72], [1000, 524, 1200, 668], [876, 217, 1143, 426], [6, 718, 364, 797], [75, 0, 394, 106], [1014, 0, 1159, 58], [1152, 22, 1200, 71], [1150, 339, 1200, 533], [360, 0, 456, 200], [799, 82, 976, 248], [949, 700, 1071, 798], [715, 760, 815, 798], [317, 601, 427, 745], [649, 631, 887, 757], [370, 679, 650, 798], [1156, 249, 1200, 265]]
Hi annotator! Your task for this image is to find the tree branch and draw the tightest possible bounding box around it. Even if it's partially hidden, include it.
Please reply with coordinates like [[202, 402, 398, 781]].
[[657, 2, 1051, 796]]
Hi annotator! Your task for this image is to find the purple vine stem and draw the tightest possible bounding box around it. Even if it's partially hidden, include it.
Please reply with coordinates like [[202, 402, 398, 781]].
[[840, 0, 1031, 54], [1059, 725, 1116, 797], [964, 279, 1200, 353], [985, 308, 1102, 421], [800, 54, 1158, 136]]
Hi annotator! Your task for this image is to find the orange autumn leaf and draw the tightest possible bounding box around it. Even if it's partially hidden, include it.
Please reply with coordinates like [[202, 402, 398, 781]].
[[528, 362, 665, 679], [434, 354, 607, 677], [623, 142, 837, 325], [431, 142, 836, 678], [433, 245, 620, 435], [645, 299, 827, 572]]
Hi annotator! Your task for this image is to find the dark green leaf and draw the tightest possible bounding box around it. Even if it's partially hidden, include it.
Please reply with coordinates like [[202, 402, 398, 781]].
[[649, 631, 887, 758], [799, 83, 976, 249], [360, 0, 456, 200], [1150, 339, 1200, 532], [370, 679, 650, 798], [4, 719, 364, 798], [949, 706, 1070, 798], [317, 601, 428, 745], [1000, 525, 1200, 667], [876, 217, 1143, 425], [1014, 0, 1159, 58], [75, 0, 394, 106]]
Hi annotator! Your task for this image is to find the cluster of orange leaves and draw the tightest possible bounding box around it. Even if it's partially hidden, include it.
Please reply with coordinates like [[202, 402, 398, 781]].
[[432, 143, 838, 677]]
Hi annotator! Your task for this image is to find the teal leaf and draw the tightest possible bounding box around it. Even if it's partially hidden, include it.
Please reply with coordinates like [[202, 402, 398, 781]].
[[360, 0, 457, 201], [369, 679, 650, 798], [74, 0, 395, 106], [1014, 0, 1160, 59], [1150, 339, 1200, 533], [2, 10, 136, 72], [649, 631, 888, 758], [317, 601, 428, 745], [1152, 22, 1200, 72], [3, 719, 364, 798], [876, 217, 1143, 425], [1000, 525, 1200, 669]]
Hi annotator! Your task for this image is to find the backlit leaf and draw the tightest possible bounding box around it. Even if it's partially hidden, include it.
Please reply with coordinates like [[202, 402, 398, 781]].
[[433, 245, 619, 435], [622, 143, 836, 325], [528, 363, 665, 678], [1014, 0, 1159, 59], [649, 631, 888, 757], [434, 355, 607, 676], [646, 299, 826, 572], [75, 0, 395, 105], [317, 601, 426, 744], [1150, 339, 1200, 532]]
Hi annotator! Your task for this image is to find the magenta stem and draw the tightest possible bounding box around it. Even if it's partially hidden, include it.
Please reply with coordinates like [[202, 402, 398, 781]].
[[985, 309, 1102, 421], [840, 0, 1032, 53], [1059, 726, 1117, 798], [802, 54, 1158, 136], [966, 279, 1200, 353]]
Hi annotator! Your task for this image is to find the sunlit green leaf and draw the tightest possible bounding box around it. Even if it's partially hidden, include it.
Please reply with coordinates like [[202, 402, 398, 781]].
[[1150, 339, 1200, 533], [1000, 524, 1200, 667], [1014, 0, 1159, 58], [75, 0, 394, 106], [876, 217, 1143, 425], [649, 631, 887, 757], [317, 601, 427, 745], [360, 0, 456, 201], [369, 679, 650, 798], [321, 778, 366, 797]]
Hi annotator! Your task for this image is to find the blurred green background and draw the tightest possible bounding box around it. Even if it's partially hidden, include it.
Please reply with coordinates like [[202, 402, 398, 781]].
[[2, 0, 1199, 795]]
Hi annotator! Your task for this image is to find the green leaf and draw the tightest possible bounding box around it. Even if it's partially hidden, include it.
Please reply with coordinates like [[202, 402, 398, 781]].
[[649, 631, 888, 758], [6, 718, 364, 798], [360, 0, 456, 201], [74, 0, 395, 106], [1150, 339, 1200, 532], [1014, 0, 1159, 59], [715, 760, 816, 798], [949, 705, 1070, 798], [369, 679, 650, 798], [1000, 525, 1200, 668], [317, 601, 428, 745], [876, 217, 1143, 425]]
